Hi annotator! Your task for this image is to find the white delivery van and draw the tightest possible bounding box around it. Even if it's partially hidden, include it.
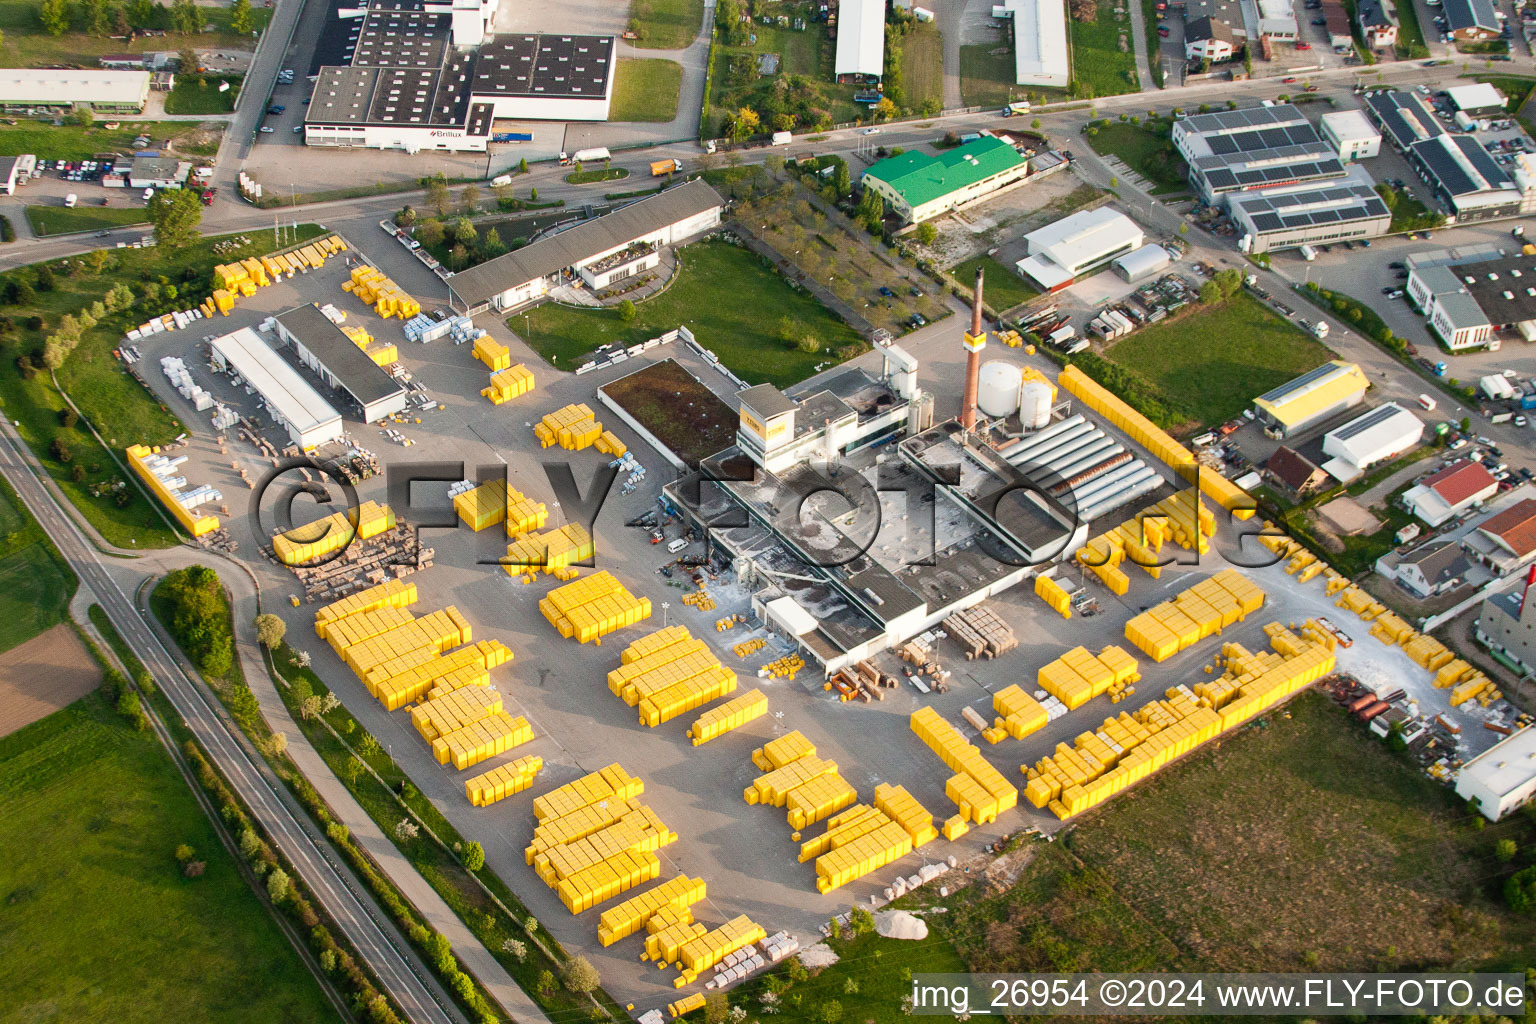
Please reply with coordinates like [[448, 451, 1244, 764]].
[[63, 193, 76, 207], [667, 538, 688, 553], [490, 174, 514, 187], [1418, 394, 1437, 411]]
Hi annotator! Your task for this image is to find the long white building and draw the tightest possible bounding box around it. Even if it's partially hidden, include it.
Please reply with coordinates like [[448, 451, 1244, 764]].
[[992, 0, 1069, 88], [834, 0, 886, 80], [210, 327, 344, 449], [1015, 207, 1143, 291], [0, 69, 150, 113]]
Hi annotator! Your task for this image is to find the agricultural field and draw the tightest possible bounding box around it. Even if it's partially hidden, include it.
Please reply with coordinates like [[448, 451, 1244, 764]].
[[0, 694, 338, 1024], [1085, 120, 1188, 194], [933, 693, 1536, 979], [25, 204, 148, 237], [0, 225, 326, 548], [0, 0, 268, 67], [628, 0, 704, 49], [610, 59, 684, 122], [0, 473, 75, 655], [949, 254, 1037, 311], [521, 239, 863, 387], [0, 120, 224, 161], [1104, 291, 1333, 428], [959, 44, 1023, 109]]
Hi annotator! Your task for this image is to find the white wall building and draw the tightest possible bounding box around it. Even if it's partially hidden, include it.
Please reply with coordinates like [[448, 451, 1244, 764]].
[[1319, 403, 1423, 481], [993, 0, 1070, 87], [1015, 207, 1143, 291], [1447, 82, 1507, 117], [0, 69, 150, 112], [273, 305, 409, 423], [209, 327, 343, 448], [834, 0, 887, 79], [1457, 728, 1536, 820], [1320, 110, 1382, 162]]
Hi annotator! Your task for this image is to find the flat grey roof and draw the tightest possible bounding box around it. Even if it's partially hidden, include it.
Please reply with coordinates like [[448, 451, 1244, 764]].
[[471, 34, 614, 100], [275, 304, 405, 408], [448, 180, 724, 306], [1178, 103, 1309, 137], [738, 384, 797, 420]]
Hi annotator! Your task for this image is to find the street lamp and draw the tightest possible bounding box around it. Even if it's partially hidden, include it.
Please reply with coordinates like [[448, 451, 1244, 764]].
[[661, 602, 670, 627]]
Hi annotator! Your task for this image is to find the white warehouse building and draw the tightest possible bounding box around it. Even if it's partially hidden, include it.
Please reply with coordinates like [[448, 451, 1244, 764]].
[[834, 0, 886, 80], [1320, 109, 1382, 162], [991, 0, 1069, 88], [1015, 207, 1143, 291], [1319, 402, 1423, 481], [209, 327, 344, 449], [1457, 727, 1536, 820], [448, 180, 724, 312]]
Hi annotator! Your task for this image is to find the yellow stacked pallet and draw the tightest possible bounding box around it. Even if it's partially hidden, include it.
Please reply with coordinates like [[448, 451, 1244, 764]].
[[527, 797, 641, 864], [410, 685, 503, 741], [745, 756, 840, 806], [797, 804, 883, 862], [533, 805, 677, 887], [668, 993, 707, 1020], [473, 335, 511, 371], [504, 523, 594, 577], [673, 916, 767, 986], [272, 500, 395, 565], [733, 637, 766, 658], [648, 912, 707, 964], [533, 763, 645, 821], [347, 265, 420, 319], [594, 430, 628, 457], [464, 755, 543, 807], [1450, 675, 1493, 707], [623, 626, 691, 664], [540, 571, 651, 644], [687, 688, 768, 745], [454, 479, 509, 532], [909, 707, 1018, 823], [430, 712, 533, 770], [483, 364, 536, 404], [1124, 570, 1264, 662], [1035, 575, 1072, 618], [752, 730, 815, 771], [1035, 645, 1138, 710], [639, 667, 736, 728], [534, 404, 604, 451], [342, 607, 471, 679], [873, 783, 939, 846], [1058, 365, 1256, 520], [314, 579, 417, 640], [557, 849, 661, 914], [125, 444, 220, 537], [814, 819, 914, 893], [786, 772, 859, 830], [596, 875, 707, 946], [372, 641, 511, 710], [325, 605, 415, 657], [992, 685, 1049, 740]]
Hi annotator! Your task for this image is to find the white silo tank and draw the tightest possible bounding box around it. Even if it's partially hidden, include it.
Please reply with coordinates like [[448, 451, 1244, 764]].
[[977, 361, 1023, 420], [1019, 379, 1053, 430]]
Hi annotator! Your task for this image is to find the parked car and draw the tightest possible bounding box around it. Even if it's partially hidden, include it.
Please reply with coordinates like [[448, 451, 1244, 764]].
[[259, 126, 275, 133]]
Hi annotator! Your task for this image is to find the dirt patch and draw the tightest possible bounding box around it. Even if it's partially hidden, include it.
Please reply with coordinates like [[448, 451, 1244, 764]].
[[0, 624, 100, 737], [1315, 496, 1381, 536], [600, 358, 738, 467]]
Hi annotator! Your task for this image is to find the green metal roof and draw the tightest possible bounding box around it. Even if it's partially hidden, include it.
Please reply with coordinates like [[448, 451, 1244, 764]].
[[861, 136, 1026, 208]]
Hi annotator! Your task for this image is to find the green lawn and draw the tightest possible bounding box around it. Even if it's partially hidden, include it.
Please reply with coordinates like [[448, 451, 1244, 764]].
[[610, 58, 683, 122], [1393, 0, 1429, 57], [521, 239, 862, 386], [1471, 74, 1536, 135], [1104, 291, 1333, 428], [940, 692, 1536, 977], [25, 204, 149, 237], [0, 472, 74, 653], [628, 0, 704, 48], [164, 75, 241, 115], [950, 254, 1037, 311], [565, 167, 629, 184], [1085, 120, 1188, 193], [1070, 5, 1141, 97], [703, 9, 861, 138], [0, 0, 268, 67], [959, 44, 1022, 108], [0, 120, 224, 161], [897, 20, 943, 113], [1374, 183, 1444, 233], [0, 694, 338, 1024], [0, 225, 326, 549]]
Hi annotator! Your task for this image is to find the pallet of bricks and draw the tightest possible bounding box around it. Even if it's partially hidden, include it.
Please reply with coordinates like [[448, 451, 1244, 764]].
[[201, 235, 346, 318], [534, 403, 628, 456], [1123, 569, 1265, 663], [505, 524, 593, 583], [1074, 487, 1216, 595], [483, 364, 535, 405], [449, 478, 549, 536], [473, 335, 510, 371], [343, 265, 420, 319], [293, 526, 431, 603], [1024, 620, 1336, 819], [981, 683, 1067, 744], [540, 571, 651, 644], [942, 604, 1017, 660], [609, 626, 737, 726], [1034, 644, 1141, 710], [909, 707, 1018, 841], [271, 500, 395, 566]]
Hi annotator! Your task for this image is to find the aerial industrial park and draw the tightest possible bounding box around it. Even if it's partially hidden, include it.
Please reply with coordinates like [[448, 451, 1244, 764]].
[[7, 0, 1536, 1021]]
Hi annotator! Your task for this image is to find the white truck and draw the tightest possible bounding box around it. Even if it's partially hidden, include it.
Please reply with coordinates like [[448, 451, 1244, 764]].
[[770, 131, 793, 146], [560, 146, 611, 165], [1310, 320, 1329, 339]]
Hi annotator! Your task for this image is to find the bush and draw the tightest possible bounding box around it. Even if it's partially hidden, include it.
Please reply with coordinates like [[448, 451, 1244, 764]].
[[462, 841, 485, 872], [1506, 866, 1536, 913], [561, 954, 601, 993], [158, 566, 238, 677], [0, 215, 14, 243]]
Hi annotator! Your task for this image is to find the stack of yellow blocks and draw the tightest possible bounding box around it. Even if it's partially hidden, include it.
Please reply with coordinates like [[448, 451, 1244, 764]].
[[596, 874, 707, 946], [910, 706, 1018, 824], [200, 239, 347, 318], [609, 626, 735, 726], [1124, 569, 1265, 663], [667, 993, 707, 1019], [340, 607, 471, 677], [344, 265, 420, 319], [595, 430, 627, 457], [1058, 365, 1256, 520], [451, 478, 549, 535], [504, 524, 594, 579], [314, 580, 417, 641], [473, 336, 511, 371], [324, 605, 416, 658], [483, 363, 535, 404], [370, 640, 512, 711], [672, 915, 767, 987], [1074, 489, 1216, 594], [744, 755, 840, 806], [464, 755, 543, 807], [733, 637, 766, 658], [532, 763, 644, 821], [430, 711, 532, 770], [648, 907, 707, 964], [410, 685, 503, 741], [1035, 575, 1073, 618], [540, 570, 652, 644], [535, 404, 603, 450], [126, 443, 220, 536], [1036, 645, 1141, 710], [687, 688, 767, 745], [752, 730, 816, 771], [764, 654, 804, 679], [340, 323, 397, 367], [272, 500, 395, 565], [985, 684, 1050, 744], [785, 773, 859, 830]]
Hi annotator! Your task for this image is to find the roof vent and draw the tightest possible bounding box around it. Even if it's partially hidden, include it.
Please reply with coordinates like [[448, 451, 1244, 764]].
[[1504, 290, 1515, 300]]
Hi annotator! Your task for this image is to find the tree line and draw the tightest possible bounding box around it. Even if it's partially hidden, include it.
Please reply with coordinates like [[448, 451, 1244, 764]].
[[36, 0, 250, 37]]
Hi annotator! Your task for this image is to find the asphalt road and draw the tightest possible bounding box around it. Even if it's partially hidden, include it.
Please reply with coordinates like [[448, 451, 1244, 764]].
[[0, 419, 463, 1024]]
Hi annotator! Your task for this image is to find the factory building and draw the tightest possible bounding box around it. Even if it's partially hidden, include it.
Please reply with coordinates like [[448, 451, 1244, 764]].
[[1015, 207, 1144, 291], [1456, 724, 1536, 820], [1251, 360, 1369, 439], [1171, 104, 1346, 205], [1406, 248, 1536, 351], [1403, 458, 1499, 526], [303, 0, 615, 152], [273, 305, 410, 423], [992, 0, 1070, 86], [209, 327, 344, 449], [1447, 82, 1507, 118], [1318, 402, 1423, 481], [834, 0, 886, 81], [1227, 167, 1391, 254], [1364, 90, 1522, 221], [859, 137, 1030, 224], [0, 69, 150, 113], [446, 180, 723, 312], [1319, 109, 1382, 162]]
